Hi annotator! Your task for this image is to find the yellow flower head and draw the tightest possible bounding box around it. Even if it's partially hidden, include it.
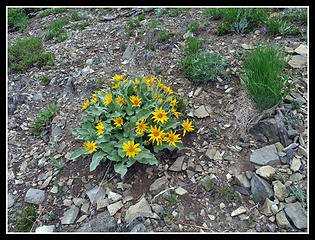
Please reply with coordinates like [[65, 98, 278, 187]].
[[113, 116, 124, 127], [163, 85, 174, 94], [122, 140, 142, 158], [116, 95, 124, 107], [151, 106, 169, 124], [82, 99, 89, 110], [148, 125, 165, 146], [142, 75, 149, 84], [83, 141, 98, 154], [136, 118, 149, 135], [111, 80, 121, 89], [167, 96, 178, 106], [104, 93, 113, 105], [171, 106, 181, 119], [131, 77, 139, 85], [164, 130, 181, 147], [130, 95, 142, 107], [157, 78, 164, 89], [134, 87, 138, 93], [95, 122, 105, 136], [182, 118, 195, 136], [90, 93, 98, 103], [112, 74, 125, 81]]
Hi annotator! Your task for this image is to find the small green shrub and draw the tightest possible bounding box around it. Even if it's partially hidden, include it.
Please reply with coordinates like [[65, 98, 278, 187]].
[[80, 21, 90, 29], [167, 8, 185, 17], [280, 8, 307, 23], [8, 37, 54, 73], [39, 75, 51, 85], [43, 19, 69, 42], [70, 10, 80, 21], [127, 17, 140, 29], [265, 17, 299, 35], [205, 8, 270, 35], [241, 43, 291, 111], [158, 29, 174, 41], [29, 103, 59, 136], [8, 8, 30, 32], [184, 37, 204, 54], [189, 21, 199, 32], [179, 52, 228, 84], [13, 205, 37, 232]]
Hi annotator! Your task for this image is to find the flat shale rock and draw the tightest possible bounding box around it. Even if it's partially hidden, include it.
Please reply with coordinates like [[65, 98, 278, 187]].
[[60, 205, 79, 225], [250, 173, 274, 202], [250, 144, 280, 166], [284, 202, 307, 229], [77, 210, 117, 232], [24, 188, 45, 205]]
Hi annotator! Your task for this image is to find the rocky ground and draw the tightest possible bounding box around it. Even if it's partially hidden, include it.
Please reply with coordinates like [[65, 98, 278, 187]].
[[7, 8, 308, 233]]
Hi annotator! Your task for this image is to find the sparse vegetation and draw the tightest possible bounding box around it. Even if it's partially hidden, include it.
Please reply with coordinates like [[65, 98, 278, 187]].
[[8, 37, 54, 73], [13, 205, 37, 232], [43, 19, 69, 42]]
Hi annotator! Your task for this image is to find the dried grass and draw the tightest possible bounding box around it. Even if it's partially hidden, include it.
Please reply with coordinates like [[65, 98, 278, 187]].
[[233, 89, 260, 134]]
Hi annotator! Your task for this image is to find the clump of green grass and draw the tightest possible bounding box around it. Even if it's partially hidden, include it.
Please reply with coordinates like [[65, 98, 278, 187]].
[[241, 43, 291, 111], [204, 8, 270, 35], [70, 10, 80, 21], [8, 8, 30, 32], [39, 75, 51, 85], [8, 37, 54, 73], [279, 8, 307, 23], [184, 36, 205, 54], [189, 21, 199, 32], [264, 16, 300, 36], [29, 103, 59, 136], [43, 19, 69, 42], [158, 29, 174, 41], [13, 205, 38, 232], [179, 51, 228, 85], [167, 8, 185, 17]]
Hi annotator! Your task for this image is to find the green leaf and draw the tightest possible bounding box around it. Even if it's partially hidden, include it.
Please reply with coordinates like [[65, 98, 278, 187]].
[[163, 117, 182, 131], [134, 148, 158, 165], [126, 105, 134, 116], [98, 142, 115, 153], [126, 158, 136, 167], [69, 148, 88, 160], [90, 150, 106, 171], [114, 162, 128, 177], [95, 134, 111, 144], [107, 150, 122, 162], [153, 142, 170, 153], [118, 147, 126, 158]]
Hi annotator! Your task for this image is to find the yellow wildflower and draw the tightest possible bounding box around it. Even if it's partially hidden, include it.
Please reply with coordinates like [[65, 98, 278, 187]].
[[131, 77, 139, 85], [136, 118, 149, 136], [116, 95, 124, 107], [151, 106, 169, 124], [130, 95, 142, 107], [164, 130, 181, 147], [112, 74, 125, 81], [148, 125, 165, 146], [104, 93, 113, 105], [171, 106, 181, 118], [83, 141, 98, 154], [95, 122, 105, 136], [122, 140, 141, 158], [82, 99, 89, 110], [113, 116, 123, 127], [182, 118, 195, 136]]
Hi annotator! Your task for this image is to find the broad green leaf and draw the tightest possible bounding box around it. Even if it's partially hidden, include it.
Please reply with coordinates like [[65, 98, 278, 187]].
[[95, 134, 111, 144], [163, 117, 182, 131], [114, 162, 128, 177], [118, 147, 126, 158], [90, 150, 106, 171], [134, 148, 158, 165], [126, 158, 136, 167], [69, 148, 88, 160], [126, 105, 134, 116], [153, 142, 170, 153], [107, 150, 122, 162], [98, 142, 115, 153]]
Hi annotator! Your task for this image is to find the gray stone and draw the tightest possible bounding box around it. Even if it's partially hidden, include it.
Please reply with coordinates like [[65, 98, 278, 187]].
[[60, 205, 79, 224], [81, 202, 90, 214], [231, 206, 247, 217], [130, 223, 146, 232], [107, 200, 123, 216], [175, 187, 188, 195], [40, 176, 53, 189], [149, 176, 169, 194], [77, 210, 116, 232], [249, 118, 280, 144], [24, 188, 45, 205], [8, 194, 15, 208], [96, 198, 109, 211], [183, 31, 194, 39], [122, 44, 138, 60], [82, 65, 91, 73], [250, 173, 274, 202], [288, 55, 307, 68], [262, 198, 276, 216], [233, 185, 250, 196], [193, 105, 210, 118], [205, 147, 217, 160], [274, 111, 291, 147], [234, 173, 250, 189], [169, 155, 185, 172], [108, 191, 122, 202], [250, 144, 280, 166], [86, 58, 93, 66], [289, 173, 305, 182], [125, 197, 153, 224], [284, 202, 307, 229], [290, 158, 301, 172], [86, 186, 106, 205], [256, 166, 276, 179], [273, 181, 287, 201], [294, 44, 308, 56], [241, 43, 254, 50], [35, 225, 55, 232], [126, 214, 145, 230], [276, 210, 292, 229]]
